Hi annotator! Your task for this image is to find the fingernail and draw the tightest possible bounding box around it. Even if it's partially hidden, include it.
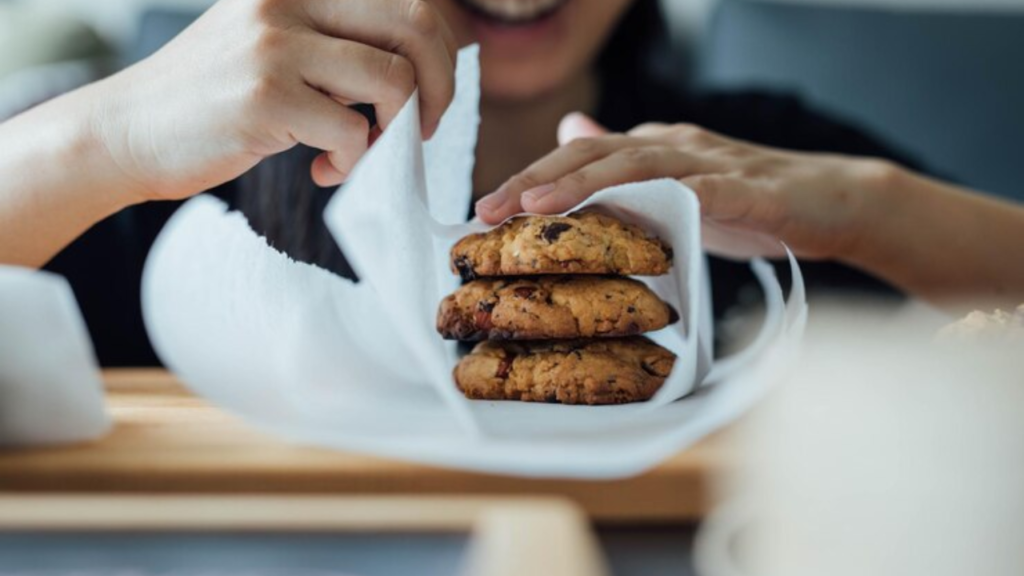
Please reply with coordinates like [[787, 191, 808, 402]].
[[521, 183, 557, 204], [421, 118, 439, 141], [368, 126, 383, 147], [476, 188, 509, 214]]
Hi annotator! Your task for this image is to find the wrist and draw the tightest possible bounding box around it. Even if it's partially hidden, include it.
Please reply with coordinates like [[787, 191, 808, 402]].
[[839, 158, 914, 271], [79, 73, 153, 209], [0, 79, 148, 266]]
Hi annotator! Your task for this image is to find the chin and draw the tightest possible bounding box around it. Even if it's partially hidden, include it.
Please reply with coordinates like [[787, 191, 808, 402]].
[[432, 0, 630, 102], [480, 63, 572, 103]]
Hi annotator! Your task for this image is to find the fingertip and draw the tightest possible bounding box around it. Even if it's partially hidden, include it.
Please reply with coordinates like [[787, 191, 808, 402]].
[[419, 102, 442, 140], [520, 182, 559, 212], [368, 125, 384, 147], [558, 112, 608, 145], [560, 111, 588, 127], [420, 94, 448, 141], [474, 201, 510, 225], [474, 206, 500, 225], [422, 119, 438, 141], [311, 154, 346, 188], [375, 109, 395, 136], [520, 193, 555, 214], [525, 187, 589, 216]]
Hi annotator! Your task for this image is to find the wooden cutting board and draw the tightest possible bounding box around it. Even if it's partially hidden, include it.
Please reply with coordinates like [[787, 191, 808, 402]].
[[0, 369, 735, 522]]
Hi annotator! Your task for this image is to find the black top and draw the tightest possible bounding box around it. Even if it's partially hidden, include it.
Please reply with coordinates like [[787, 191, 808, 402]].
[[46, 72, 919, 366]]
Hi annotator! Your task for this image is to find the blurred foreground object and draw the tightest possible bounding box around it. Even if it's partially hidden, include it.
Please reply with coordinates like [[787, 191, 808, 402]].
[[0, 266, 109, 447], [0, 496, 607, 576], [697, 302, 1024, 576]]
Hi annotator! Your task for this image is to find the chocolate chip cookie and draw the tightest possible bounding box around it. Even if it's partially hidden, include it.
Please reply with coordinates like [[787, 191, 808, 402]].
[[454, 337, 676, 405], [450, 212, 673, 280], [437, 276, 678, 341]]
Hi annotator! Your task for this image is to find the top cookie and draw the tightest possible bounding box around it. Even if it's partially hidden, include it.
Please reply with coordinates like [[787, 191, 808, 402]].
[[450, 212, 673, 280]]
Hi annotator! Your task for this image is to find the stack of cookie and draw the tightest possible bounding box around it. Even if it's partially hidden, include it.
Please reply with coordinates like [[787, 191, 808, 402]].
[[436, 211, 679, 405]]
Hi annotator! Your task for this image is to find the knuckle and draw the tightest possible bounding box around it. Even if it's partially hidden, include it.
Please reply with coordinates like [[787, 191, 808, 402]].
[[674, 123, 711, 143], [251, 0, 284, 22], [619, 146, 656, 165], [406, 0, 440, 38], [684, 175, 719, 212], [508, 172, 543, 192], [342, 110, 371, 135], [631, 122, 667, 136], [328, 153, 359, 176], [566, 137, 604, 158], [560, 170, 589, 190], [253, 25, 289, 56], [378, 53, 416, 98], [718, 144, 750, 159], [859, 158, 902, 190], [615, 146, 662, 177], [687, 175, 717, 196], [247, 75, 285, 111]]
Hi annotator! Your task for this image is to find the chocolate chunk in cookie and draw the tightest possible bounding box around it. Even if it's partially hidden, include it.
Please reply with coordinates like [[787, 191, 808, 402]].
[[450, 211, 673, 278], [437, 276, 678, 341], [453, 337, 676, 405]]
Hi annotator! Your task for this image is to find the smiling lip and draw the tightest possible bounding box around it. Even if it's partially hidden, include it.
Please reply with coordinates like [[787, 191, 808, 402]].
[[454, 0, 571, 48], [453, 0, 570, 27]]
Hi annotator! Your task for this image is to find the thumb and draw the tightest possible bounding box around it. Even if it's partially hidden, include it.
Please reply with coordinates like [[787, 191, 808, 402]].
[[558, 112, 609, 146]]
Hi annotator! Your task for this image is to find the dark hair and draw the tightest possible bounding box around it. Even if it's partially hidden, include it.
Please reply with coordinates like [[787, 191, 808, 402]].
[[238, 0, 669, 279]]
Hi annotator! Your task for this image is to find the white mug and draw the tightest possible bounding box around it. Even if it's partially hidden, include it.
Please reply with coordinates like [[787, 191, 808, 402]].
[[696, 306, 1024, 576]]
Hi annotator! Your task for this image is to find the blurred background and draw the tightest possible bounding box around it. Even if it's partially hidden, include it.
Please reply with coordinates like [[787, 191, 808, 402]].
[[3, 0, 1024, 200]]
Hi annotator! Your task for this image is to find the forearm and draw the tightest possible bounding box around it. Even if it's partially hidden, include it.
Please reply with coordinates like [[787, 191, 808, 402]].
[[849, 165, 1024, 310], [0, 79, 143, 268]]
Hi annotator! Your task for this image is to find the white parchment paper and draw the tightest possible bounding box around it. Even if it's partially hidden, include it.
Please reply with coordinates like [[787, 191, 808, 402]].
[[142, 46, 806, 478]]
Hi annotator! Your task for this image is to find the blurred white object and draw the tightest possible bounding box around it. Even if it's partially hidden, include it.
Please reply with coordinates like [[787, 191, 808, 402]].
[[696, 304, 1024, 576], [0, 266, 110, 447]]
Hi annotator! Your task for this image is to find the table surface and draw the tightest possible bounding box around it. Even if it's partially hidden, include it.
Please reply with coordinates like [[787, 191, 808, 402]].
[[0, 369, 735, 522]]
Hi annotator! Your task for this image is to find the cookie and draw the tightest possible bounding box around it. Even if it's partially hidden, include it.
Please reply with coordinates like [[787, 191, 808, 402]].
[[937, 304, 1024, 343], [437, 276, 678, 341], [450, 212, 673, 279], [453, 337, 676, 405]]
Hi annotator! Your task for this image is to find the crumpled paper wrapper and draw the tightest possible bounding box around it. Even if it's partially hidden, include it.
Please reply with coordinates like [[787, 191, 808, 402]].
[[142, 46, 806, 478]]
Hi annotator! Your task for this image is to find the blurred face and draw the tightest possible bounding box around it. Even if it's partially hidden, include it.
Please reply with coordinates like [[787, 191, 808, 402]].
[[431, 0, 636, 102]]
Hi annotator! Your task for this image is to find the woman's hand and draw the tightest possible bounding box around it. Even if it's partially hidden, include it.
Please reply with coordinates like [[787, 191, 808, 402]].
[[0, 0, 457, 267], [475, 113, 896, 263], [98, 0, 457, 201]]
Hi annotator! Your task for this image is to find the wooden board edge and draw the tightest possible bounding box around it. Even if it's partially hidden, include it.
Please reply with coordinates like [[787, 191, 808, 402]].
[[0, 495, 610, 575]]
